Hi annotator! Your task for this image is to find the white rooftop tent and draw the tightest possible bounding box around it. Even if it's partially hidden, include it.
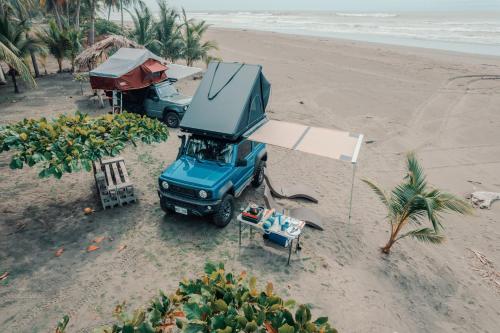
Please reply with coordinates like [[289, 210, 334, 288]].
[[246, 119, 364, 222]]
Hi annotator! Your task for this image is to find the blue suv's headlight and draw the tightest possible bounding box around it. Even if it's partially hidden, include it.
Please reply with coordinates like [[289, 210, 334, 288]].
[[198, 190, 208, 199], [161, 181, 169, 190], [183, 105, 188, 111]]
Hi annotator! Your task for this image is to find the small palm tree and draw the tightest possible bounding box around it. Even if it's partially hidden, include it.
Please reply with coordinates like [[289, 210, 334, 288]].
[[363, 152, 472, 254], [180, 8, 217, 67], [155, 0, 182, 62], [37, 20, 70, 72], [67, 27, 81, 71], [127, 0, 160, 53]]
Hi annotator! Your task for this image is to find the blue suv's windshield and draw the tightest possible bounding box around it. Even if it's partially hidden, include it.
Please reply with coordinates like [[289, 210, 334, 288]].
[[185, 137, 233, 164], [156, 83, 179, 99]]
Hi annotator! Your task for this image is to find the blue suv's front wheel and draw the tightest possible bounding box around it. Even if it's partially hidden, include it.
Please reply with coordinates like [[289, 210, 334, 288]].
[[212, 194, 234, 227]]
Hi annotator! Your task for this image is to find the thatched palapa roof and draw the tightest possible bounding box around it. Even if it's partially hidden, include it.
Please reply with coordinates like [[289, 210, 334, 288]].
[[75, 35, 142, 71]]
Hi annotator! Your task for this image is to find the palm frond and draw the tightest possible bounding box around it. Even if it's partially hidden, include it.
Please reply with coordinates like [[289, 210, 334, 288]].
[[362, 178, 391, 209], [0, 40, 34, 84], [405, 152, 427, 191], [397, 227, 445, 244]]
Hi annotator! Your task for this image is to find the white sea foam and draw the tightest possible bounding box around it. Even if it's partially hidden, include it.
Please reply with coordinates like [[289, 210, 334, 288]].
[[335, 12, 398, 18], [186, 11, 500, 55]]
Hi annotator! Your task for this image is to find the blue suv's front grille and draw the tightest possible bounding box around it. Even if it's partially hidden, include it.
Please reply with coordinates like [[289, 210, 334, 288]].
[[169, 184, 197, 198]]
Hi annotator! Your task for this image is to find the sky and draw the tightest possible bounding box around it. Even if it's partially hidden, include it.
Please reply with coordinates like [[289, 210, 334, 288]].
[[143, 0, 500, 11]]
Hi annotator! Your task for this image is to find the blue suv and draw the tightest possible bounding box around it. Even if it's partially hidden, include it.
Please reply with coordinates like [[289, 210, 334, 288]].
[[158, 135, 266, 226]]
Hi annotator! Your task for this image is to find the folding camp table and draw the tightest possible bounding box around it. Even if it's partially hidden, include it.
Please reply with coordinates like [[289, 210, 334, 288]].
[[236, 207, 305, 265]]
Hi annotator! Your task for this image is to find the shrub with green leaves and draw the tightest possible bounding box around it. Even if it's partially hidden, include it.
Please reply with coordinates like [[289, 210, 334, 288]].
[[92, 263, 337, 333], [0, 112, 169, 179]]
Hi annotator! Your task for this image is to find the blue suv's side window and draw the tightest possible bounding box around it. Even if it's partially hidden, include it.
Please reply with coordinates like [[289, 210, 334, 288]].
[[237, 141, 252, 161]]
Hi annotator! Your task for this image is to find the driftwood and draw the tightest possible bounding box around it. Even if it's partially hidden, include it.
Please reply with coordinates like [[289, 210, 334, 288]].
[[467, 191, 500, 209], [263, 184, 323, 231]]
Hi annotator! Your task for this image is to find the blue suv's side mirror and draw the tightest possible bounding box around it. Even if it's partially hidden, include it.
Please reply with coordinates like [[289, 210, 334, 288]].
[[236, 159, 247, 167]]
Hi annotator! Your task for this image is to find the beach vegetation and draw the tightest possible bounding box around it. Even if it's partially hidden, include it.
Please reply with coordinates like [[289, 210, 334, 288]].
[[83, 17, 122, 37], [0, 0, 41, 90], [0, 112, 169, 179], [37, 20, 70, 72], [67, 262, 337, 333], [180, 8, 218, 67], [127, 0, 161, 53], [363, 152, 472, 254], [155, 0, 183, 62]]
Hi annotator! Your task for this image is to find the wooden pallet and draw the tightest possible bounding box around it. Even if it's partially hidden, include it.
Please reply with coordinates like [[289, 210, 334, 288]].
[[93, 157, 137, 209]]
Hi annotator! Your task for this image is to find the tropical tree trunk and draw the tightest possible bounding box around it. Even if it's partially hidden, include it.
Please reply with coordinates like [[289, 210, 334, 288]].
[[381, 239, 395, 254], [0, 67, 6, 85], [66, 1, 70, 25], [381, 220, 405, 254], [107, 4, 112, 21], [57, 58, 63, 72], [30, 50, 40, 77], [120, 0, 124, 33], [88, 0, 96, 45], [52, 0, 63, 29], [9, 67, 19, 93], [75, 0, 81, 30]]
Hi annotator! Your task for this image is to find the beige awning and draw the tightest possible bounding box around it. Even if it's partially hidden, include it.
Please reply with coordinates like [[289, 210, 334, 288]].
[[247, 119, 363, 163]]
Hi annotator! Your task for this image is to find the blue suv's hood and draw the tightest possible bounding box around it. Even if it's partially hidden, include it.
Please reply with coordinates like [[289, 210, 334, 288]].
[[160, 156, 231, 188]]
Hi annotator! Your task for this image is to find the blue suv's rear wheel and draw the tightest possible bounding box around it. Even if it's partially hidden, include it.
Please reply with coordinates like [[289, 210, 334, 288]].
[[164, 111, 180, 128], [213, 194, 234, 227], [251, 160, 265, 187]]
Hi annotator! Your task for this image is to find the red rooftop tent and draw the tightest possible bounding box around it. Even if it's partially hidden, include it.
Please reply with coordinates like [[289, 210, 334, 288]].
[[89, 48, 168, 91]]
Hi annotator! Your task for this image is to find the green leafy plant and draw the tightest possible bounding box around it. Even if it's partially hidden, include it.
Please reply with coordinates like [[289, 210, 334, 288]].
[[92, 262, 337, 332], [363, 152, 473, 254], [0, 111, 169, 179], [55, 314, 69, 333]]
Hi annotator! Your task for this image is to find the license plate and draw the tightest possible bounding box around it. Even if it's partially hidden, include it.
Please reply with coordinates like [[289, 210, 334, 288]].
[[175, 206, 188, 215]]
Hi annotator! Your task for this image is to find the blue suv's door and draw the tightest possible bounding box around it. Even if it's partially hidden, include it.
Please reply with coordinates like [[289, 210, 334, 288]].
[[144, 87, 163, 119], [232, 140, 255, 193]]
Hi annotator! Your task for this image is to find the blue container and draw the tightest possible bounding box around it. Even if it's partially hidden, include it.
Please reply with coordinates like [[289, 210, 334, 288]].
[[268, 232, 289, 247]]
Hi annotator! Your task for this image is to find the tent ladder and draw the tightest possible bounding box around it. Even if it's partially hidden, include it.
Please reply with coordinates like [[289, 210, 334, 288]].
[[112, 90, 123, 114]]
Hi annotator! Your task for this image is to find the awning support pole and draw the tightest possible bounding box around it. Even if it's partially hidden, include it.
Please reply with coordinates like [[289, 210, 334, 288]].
[[348, 162, 357, 223]]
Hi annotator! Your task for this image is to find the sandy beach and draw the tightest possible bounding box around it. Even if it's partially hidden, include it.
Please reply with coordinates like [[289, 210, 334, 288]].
[[1, 28, 500, 332]]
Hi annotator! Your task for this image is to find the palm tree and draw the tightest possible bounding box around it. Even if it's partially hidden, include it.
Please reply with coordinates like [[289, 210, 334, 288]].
[[362, 152, 472, 254], [67, 27, 81, 71], [74, 0, 81, 30], [0, 11, 40, 91], [37, 20, 69, 72], [104, 0, 117, 20], [127, 0, 160, 53], [155, 0, 182, 62], [86, 0, 105, 45], [180, 8, 217, 67]]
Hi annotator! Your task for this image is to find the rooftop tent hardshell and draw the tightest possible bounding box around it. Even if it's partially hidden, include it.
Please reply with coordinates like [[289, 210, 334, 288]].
[[180, 62, 271, 140], [89, 48, 168, 91]]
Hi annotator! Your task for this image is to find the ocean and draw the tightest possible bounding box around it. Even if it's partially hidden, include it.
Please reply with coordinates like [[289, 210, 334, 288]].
[[185, 11, 500, 56]]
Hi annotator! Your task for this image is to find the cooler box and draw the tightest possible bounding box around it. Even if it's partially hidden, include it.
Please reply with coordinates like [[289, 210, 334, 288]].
[[268, 232, 290, 247]]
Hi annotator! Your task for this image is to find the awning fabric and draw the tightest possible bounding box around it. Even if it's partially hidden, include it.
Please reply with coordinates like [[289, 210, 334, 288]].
[[143, 62, 168, 73], [247, 119, 363, 163]]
